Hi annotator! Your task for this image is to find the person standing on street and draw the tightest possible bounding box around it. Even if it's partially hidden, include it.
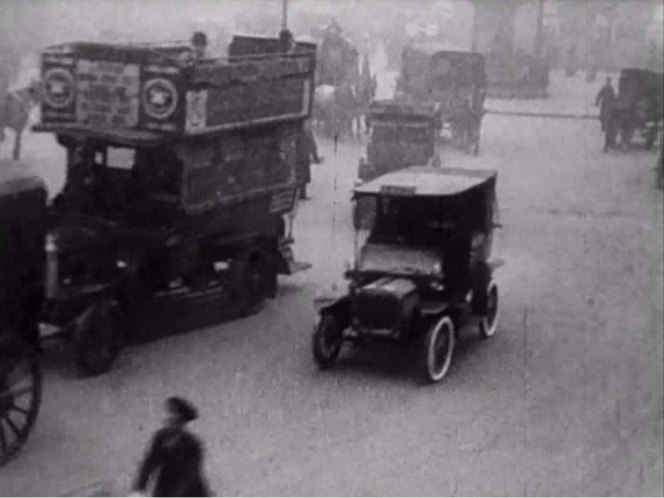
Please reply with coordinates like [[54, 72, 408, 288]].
[[133, 397, 210, 497], [595, 76, 616, 132], [191, 32, 208, 61]]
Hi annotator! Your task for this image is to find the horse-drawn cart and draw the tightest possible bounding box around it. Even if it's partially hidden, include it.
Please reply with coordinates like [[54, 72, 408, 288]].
[[396, 45, 486, 154], [0, 166, 46, 465], [312, 21, 375, 140], [618, 68, 663, 150]]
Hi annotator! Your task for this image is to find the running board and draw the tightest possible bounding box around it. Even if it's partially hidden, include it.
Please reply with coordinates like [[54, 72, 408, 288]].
[[278, 244, 311, 275], [285, 260, 311, 275]]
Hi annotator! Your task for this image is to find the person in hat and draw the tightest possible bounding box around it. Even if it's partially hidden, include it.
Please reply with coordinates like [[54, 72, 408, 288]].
[[191, 31, 208, 61], [133, 397, 210, 497], [279, 29, 296, 54], [325, 18, 343, 37], [595, 76, 616, 132]]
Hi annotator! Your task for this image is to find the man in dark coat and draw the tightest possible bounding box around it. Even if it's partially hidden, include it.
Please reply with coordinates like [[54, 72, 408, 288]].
[[595, 77, 616, 132], [133, 397, 210, 497], [191, 32, 208, 61]]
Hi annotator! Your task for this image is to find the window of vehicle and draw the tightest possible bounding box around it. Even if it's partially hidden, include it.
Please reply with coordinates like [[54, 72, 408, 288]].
[[370, 197, 447, 245], [372, 123, 431, 144], [106, 146, 136, 170], [134, 147, 183, 198]]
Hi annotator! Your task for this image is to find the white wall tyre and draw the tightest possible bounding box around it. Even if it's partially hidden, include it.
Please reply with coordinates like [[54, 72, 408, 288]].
[[312, 312, 343, 370], [478, 280, 499, 340], [423, 315, 456, 383]]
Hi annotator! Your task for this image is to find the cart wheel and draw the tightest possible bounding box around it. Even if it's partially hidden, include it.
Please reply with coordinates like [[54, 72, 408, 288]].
[[478, 280, 500, 339], [312, 312, 344, 369], [75, 300, 124, 376], [422, 315, 456, 383], [0, 337, 42, 466]]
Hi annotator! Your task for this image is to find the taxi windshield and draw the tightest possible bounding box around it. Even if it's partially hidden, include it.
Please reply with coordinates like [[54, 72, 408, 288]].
[[369, 196, 457, 246]]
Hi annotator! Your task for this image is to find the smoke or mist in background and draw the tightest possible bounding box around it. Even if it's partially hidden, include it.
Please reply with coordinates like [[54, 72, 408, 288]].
[[1, 0, 662, 87]]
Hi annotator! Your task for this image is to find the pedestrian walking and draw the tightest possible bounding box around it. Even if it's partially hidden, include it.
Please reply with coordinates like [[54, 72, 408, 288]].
[[595, 77, 616, 132], [133, 397, 210, 497]]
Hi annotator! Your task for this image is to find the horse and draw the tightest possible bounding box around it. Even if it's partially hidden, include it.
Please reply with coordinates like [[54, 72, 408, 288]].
[[0, 79, 42, 160], [313, 82, 357, 141], [353, 68, 377, 137]]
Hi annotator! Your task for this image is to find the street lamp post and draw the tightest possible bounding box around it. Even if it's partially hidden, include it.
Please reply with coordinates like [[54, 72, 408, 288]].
[[281, 0, 289, 32], [534, 0, 545, 58]]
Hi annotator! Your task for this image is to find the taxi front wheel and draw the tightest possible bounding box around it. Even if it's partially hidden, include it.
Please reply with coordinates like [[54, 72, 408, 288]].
[[422, 315, 456, 383]]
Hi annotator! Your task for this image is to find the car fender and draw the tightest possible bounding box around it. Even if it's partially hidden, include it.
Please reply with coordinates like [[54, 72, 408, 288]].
[[313, 282, 349, 312], [419, 298, 452, 317]]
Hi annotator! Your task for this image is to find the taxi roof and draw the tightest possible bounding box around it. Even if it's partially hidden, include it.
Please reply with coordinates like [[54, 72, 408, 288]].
[[353, 166, 497, 198]]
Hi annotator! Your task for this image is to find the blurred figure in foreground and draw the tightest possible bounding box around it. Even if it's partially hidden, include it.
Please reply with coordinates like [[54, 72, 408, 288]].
[[133, 397, 210, 497], [595, 77, 616, 133]]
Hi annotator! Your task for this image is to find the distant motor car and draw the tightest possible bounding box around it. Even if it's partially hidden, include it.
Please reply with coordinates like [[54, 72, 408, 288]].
[[395, 45, 486, 153], [353, 100, 441, 229]]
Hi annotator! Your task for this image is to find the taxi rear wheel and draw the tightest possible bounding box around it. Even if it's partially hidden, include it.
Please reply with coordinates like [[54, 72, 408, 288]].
[[478, 280, 499, 339], [312, 312, 344, 369]]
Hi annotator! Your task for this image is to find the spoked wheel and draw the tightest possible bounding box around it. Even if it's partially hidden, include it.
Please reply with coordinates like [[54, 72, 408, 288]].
[[422, 315, 456, 383], [478, 280, 500, 340], [231, 254, 268, 317], [312, 312, 344, 370], [75, 300, 124, 376], [0, 337, 42, 466]]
